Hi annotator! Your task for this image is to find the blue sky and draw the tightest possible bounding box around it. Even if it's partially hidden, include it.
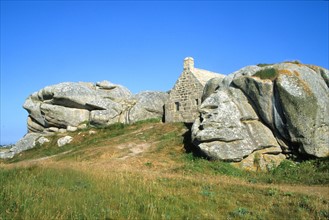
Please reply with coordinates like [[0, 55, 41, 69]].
[[1, 1, 328, 145]]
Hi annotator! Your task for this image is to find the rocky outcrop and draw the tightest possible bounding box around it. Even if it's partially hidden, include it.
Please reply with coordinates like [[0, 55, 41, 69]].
[[2, 62, 328, 166], [23, 81, 167, 133], [23, 81, 133, 132], [192, 86, 283, 162], [10, 133, 43, 154], [0, 133, 43, 159], [202, 77, 224, 102], [129, 91, 168, 123], [233, 63, 329, 158], [0, 151, 15, 159], [232, 147, 286, 172], [0, 80, 168, 159], [192, 62, 329, 169]]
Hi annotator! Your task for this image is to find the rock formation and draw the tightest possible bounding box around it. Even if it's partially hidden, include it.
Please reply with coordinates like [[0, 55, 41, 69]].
[[0, 80, 168, 159], [2, 61, 328, 171], [23, 80, 167, 133], [192, 62, 329, 170], [0, 133, 43, 159], [129, 91, 168, 123]]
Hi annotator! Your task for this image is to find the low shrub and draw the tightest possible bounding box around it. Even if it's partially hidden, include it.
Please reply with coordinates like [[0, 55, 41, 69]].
[[253, 68, 279, 80]]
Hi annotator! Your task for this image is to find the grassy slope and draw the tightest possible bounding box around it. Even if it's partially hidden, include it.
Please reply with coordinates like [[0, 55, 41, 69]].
[[1, 119, 328, 220]]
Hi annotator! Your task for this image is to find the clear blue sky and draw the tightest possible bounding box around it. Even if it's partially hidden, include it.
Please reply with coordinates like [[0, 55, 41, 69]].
[[1, 1, 328, 145]]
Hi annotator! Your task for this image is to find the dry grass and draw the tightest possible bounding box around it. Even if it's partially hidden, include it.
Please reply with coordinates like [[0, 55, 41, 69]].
[[1, 163, 328, 220], [1, 119, 328, 219]]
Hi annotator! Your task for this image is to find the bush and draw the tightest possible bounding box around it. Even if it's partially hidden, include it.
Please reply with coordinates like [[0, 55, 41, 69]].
[[257, 159, 329, 185], [253, 68, 278, 80], [180, 154, 329, 185], [256, 63, 273, 67], [180, 153, 245, 177]]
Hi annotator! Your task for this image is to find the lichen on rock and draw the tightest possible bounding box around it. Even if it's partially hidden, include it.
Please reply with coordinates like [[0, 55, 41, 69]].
[[192, 62, 329, 171]]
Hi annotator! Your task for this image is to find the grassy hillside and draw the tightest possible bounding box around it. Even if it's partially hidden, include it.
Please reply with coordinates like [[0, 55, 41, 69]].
[[1, 119, 328, 219]]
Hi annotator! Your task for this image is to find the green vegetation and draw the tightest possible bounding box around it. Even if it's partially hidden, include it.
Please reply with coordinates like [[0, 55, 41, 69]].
[[257, 60, 302, 67], [253, 68, 279, 81], [178, 153, 245, 177], [284, 60, 302, 65], [256, 63, 273, 67], [1, 166, 328, 220], [1, 119, 328, 219], [179, 153, 329, 185], [259, 159, 329, 185], [6, 118, 163, 163]]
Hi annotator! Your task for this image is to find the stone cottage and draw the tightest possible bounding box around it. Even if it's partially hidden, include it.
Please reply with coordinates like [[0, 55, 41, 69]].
[[165, 57, 224, 123]]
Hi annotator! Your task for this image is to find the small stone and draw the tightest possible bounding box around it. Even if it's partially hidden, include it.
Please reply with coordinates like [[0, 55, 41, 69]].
[[96, 80, 117, 89], [57, 136, 73, 147], [88, 130, 97, 135], [59, 128, 67, 133], [78, 124, 87, 130], [48, 127, 59, 132], [37, 137, 50, 145], [67, 126, 77, 132]]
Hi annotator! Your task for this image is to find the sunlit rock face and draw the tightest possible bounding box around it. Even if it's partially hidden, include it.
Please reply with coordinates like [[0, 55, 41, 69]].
[[0, 81, 168, 159], [192, 86, 282, 162], [192, 62, 329, 169], [23, 81, 168, 133]]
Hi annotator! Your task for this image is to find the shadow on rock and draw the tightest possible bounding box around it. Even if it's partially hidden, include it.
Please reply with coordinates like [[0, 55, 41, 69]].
[[182, 123, 209, 159]]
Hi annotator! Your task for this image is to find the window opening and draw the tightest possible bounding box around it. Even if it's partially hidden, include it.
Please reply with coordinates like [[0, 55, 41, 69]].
[[175, 102, 180, 111], [195, 99, 199, 105]]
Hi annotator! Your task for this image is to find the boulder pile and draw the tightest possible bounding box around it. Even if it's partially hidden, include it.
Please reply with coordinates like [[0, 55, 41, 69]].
[[24, 80, 167, 132], [0, 80, 168, 159]]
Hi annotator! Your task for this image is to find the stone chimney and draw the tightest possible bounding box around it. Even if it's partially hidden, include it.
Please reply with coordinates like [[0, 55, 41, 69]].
[[184, 57, 194, 70]]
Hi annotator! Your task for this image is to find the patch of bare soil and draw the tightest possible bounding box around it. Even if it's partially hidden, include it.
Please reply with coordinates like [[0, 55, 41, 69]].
[[116, 143, 151, 160]]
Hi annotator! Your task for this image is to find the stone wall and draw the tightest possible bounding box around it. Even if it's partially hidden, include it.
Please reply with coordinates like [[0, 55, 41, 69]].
[[165, 70, 203, 123]]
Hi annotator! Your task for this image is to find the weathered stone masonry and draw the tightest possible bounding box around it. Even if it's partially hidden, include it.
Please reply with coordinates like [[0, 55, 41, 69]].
[[165, 57, 224, 123]]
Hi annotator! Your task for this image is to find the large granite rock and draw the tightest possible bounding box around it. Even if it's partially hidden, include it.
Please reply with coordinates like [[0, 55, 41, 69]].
[[128, 91, 168, 123], [23, 81, 169, 133], [35, 81, 132, 110], [2, 80, 169, 159], [274, 64, 329, 157], [0, 133, 43, 159], [40, 103, 90, 128], [192, 62, 329, 164], [233, 76, 274, 129], [192, 87, 283, 162], [233, 63, 329, 158], [90, 108, 123, 126], [6, 62, 327, 164], [202, 77, 224, 102], [232, 146, 286, 172], [23, 81, 133, 132]]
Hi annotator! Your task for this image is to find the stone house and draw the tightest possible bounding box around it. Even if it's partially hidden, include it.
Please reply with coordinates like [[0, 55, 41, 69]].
[[165, 57, 224, 123]]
